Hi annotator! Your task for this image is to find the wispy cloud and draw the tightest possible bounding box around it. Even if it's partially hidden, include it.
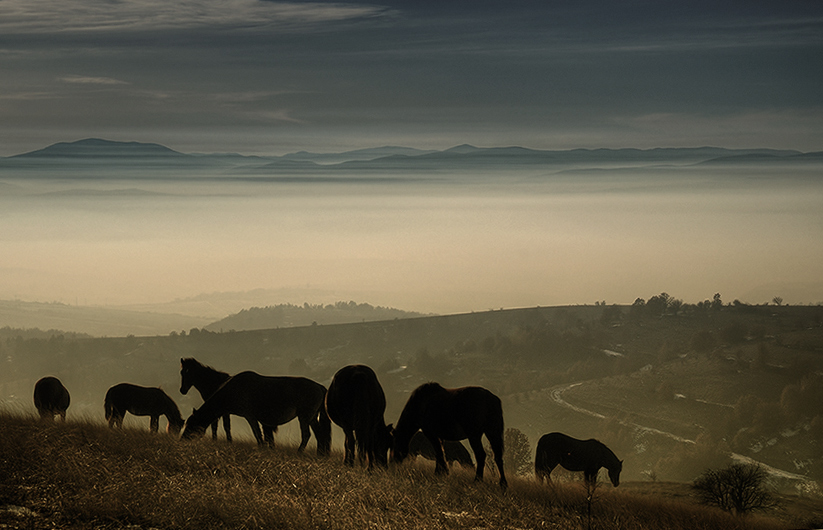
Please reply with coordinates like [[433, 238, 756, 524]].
[[0, 0, 390, 34], [60, 75, 129, 85]]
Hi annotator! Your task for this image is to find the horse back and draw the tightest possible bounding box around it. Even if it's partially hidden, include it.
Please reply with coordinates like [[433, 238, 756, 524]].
[[326, 364, 386, 430], [416, 384, 503, 440], [34, 376, 70, 412], [207, 371, 326, 422]]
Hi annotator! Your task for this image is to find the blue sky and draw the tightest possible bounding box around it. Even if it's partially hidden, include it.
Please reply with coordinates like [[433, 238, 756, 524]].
[[1, 0, 822, 155]]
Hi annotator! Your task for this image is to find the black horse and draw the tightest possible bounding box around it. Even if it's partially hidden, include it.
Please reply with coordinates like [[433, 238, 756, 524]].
[[181, 371, 331, 455], [409, 431, 474, 469], [535, 432, 622, 487], [325, 364, 392, 469], [33, 376, 70, 421], [104, 383, 185, 435], [391, 382, 507, 489]]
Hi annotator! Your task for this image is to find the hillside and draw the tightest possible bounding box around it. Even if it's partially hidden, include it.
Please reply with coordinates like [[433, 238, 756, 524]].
[[1, 414, 816, 530], [205, 301, 429, 332]]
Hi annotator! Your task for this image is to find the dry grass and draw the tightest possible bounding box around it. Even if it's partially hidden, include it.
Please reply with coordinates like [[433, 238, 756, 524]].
[[0, 412, 812, 529]]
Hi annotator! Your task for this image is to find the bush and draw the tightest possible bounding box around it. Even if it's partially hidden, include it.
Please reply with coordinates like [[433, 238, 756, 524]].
[[692, 463, 778, 515]]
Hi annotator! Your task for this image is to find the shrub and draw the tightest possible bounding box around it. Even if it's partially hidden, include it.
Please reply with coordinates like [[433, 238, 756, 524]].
[[692, 463, 778, 515]]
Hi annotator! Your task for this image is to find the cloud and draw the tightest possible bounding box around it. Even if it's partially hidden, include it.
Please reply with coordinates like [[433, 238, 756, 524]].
[[60, 75, 129, 85], [0, 0, 390, 34]]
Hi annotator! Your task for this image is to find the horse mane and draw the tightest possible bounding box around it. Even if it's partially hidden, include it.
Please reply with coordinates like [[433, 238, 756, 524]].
[[591, 438, 621, 467], [181, 357, 227, 375]]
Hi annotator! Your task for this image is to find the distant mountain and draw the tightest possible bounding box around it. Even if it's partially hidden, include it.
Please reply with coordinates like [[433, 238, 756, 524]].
[[12, 138, 185, 158], [282, 146, 437, 164], [1, 139, 815, 176]]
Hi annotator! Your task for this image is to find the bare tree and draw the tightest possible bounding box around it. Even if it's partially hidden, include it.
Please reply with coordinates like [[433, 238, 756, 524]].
[[692, 463, 778, 515]]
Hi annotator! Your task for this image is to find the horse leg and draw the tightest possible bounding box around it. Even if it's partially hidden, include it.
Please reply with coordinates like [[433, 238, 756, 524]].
[[150, 416, 159, 433], [262, 424, 274, 447], [467, 436, 486, 482], [486, 431, 508, 490], [246, 418, 265, 446], [210, 420, 218, 440], [297, 419, 311, 453], [223, 415, 232, 443], [343, 428, 356, 466]]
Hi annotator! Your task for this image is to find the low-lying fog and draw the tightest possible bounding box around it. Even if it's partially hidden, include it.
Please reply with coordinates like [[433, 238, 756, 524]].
[[1, 163, 821, 314]]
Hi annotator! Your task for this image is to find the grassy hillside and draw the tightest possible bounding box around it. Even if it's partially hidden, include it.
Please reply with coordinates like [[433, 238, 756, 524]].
[[1, 414, 817, 530], [2, 301, 822, 490]]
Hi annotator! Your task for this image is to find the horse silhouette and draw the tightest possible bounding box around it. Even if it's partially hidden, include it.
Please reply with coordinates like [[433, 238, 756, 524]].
[[33, 376, 70, 421], [104, 383, 185, 435], [325, 364, 392, 469], [180, 357, 276, 444], [535, 432, 622, 486], [409, 431, 474, 469], [391, 382, 507, 489], [181, 371, 331, 455]]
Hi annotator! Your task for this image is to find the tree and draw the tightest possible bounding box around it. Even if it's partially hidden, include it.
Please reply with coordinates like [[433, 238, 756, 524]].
[[503, 428, 532, 476], [692, 463, 778, 515]]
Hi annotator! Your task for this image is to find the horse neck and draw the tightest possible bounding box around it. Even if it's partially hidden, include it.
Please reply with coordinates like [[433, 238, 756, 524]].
[[193, 366, 230, 396], [598, 443, 619, 469], [160, 393, 183, 423]]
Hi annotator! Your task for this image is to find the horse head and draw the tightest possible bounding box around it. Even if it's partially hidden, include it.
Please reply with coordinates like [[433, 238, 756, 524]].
[[179, 358, 193, 395], [180, 407, 208, 440], [167, 417, 185, 437], [389, 425, 410, 464], [608, 460, 623, 487], [373, 423, 393, 467]]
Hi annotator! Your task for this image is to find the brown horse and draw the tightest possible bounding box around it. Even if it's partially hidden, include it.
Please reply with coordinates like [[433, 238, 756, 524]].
[[33, 376, 70, 421], [391, 382, 507, 489], [325, 364, 392, 469], [104, 383, 185, 435], [181, 371, 331, 455], [180, 357, 233, 441], [409, 431, 474, 469], [535, 432, 622, 487]]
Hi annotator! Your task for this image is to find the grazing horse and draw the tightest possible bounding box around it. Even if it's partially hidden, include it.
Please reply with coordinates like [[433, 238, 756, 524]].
[[391, 382, 507, 489], [325, 364, 392, 469], [180, 357, 274, 444], [535, 432, 622, 487], [409, 431, 474, 469], [181, 371, 331, 455], [33, 376, 70, 421], [104, 383, 185, 435]]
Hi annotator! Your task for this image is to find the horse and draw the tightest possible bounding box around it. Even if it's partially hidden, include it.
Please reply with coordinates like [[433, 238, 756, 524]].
[[180, 357, 275, 444], [534, 432, 622, 487], [104, 383, 185, 435], [181, 371, 331, 455], [325, 364, 392, 469], [391, 382, 507, 489], [33, 376, 70, 421], [409, 431, 474, 469]]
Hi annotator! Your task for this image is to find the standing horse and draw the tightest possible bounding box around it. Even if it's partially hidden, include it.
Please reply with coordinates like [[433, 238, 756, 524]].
[[409, 431, 474, 469], [33, 376, 70, 421], [104, 383, 185, 435], [535, 432, 622, 487], [325, 364, 392, 469], [391, 382, 507, 489], [181, 371, 331, 455]]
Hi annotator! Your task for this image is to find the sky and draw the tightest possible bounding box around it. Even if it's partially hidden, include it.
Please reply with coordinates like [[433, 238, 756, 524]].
[[1, 0, 822, 156]]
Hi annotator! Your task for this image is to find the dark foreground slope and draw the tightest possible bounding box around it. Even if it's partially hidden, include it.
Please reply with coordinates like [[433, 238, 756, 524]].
[[0, 414, 814, 530]]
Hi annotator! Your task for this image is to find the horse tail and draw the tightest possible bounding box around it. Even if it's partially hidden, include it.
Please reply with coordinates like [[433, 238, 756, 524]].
[[314, 395, 332, 456], [104, 395, 113, 421]]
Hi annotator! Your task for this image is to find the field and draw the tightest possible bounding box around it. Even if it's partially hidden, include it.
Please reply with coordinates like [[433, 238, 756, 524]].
[[2, 301, 823, 528], [1, 413, 820, 530]]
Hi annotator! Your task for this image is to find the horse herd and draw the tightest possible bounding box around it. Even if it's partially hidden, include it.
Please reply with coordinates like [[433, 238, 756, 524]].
[[32, 360, 623, 490]]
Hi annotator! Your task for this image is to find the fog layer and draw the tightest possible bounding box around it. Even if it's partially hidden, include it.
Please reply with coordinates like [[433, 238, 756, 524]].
[[1, 164, 821, 313]]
